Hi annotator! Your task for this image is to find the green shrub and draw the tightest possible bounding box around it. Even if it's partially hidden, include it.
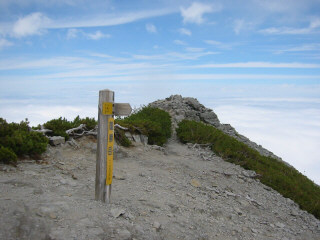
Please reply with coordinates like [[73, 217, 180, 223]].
[[115, 128, 131, 147], [0, 146, 17, 164], [73, 116, 97, 130], [43, 115, 97, 140], [116, 107, 171, 146], [177, 120, 320, 220], [0, 118, 48, 162], [43, 117, 72, 140]]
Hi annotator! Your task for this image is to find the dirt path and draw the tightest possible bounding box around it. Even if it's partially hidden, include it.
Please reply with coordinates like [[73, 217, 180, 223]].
[[0, 136, 319, 240]]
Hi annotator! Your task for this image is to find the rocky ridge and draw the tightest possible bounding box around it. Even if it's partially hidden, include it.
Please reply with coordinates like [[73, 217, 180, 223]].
[[150, 95, 285, 163]]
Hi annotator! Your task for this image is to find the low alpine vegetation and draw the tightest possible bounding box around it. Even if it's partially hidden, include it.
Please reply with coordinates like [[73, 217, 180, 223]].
[[0, 118, 48, 164], [116, 106, 172, 146], [40, 116, 97, 140], [177, 120, 320, 220]]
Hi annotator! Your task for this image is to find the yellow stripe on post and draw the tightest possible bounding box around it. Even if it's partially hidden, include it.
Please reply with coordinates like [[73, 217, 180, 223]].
[[106, 117, 114, 185]]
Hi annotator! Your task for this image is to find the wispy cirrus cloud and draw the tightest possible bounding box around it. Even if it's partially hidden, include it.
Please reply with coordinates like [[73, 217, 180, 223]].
[[193, 61, 320, 68], [0, 38, 13, 49], [146, 23, 157, 33], [66, 28, 79, 39], [259, 18, 320, 35], [274, 43, 320, 54], [0, 56, 96, 70], [233, 19, 256, 34], [132, 50, 216, 61], [204, 40, 232, 50], [49, 9, 176, 29], [174, 39, 187, 45], [3, 8, 176, 37], [179, 28, 192, 36], [86, 30, 111, 40], [66, 29, 110, 40]]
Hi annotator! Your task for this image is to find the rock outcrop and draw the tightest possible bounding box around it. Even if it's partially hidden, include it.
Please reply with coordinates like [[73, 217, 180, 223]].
[[150, 95, 286, 164]]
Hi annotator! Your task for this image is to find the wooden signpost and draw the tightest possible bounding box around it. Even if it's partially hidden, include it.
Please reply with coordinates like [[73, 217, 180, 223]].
[[95, 89, 132, 203]]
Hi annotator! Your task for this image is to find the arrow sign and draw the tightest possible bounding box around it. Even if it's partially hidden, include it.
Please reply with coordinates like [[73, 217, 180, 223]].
[[114, 103, 132, 116], [102, 102, 132, 116]]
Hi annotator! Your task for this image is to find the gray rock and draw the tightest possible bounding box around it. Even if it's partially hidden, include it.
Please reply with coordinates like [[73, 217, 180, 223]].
[[132, 134, 141, 143], [184, 97, 203, 110], [59, 178, 77, 187], [200, 111, 220, 127], [49, 136, 65, 146], [153, 221, 161, 231], [116, 229, 131, 240], [111, 208, 125, 218], [291, 209, 300, 216], [275, 222, 285, 228], [140, 135, 148, 145], [67, 138, 80, 149], [242, 170, 258, 178], [125, 132, 133, 140], [114, 173, 126, 180]]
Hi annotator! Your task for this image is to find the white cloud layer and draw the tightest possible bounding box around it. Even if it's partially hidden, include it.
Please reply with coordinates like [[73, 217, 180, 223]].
[[213, 102, 320, 185], [180, 2, 216, 24], [12, 12, 50, 37]]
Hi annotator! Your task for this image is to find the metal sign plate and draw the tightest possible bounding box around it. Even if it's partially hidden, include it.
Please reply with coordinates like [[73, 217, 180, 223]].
[[102, 102, 113, 115], [106, 117, 114, 185], [114, 103, 132, 116]]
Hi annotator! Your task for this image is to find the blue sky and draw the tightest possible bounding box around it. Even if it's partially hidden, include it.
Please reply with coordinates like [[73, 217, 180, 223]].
[[0, 0, 320, 183]]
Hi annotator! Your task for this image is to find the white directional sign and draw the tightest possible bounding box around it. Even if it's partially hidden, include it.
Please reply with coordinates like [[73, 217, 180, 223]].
[[114, 103, 132, 116]]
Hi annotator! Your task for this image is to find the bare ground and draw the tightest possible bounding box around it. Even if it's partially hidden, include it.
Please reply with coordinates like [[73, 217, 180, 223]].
[[0, 136, 319, 240]]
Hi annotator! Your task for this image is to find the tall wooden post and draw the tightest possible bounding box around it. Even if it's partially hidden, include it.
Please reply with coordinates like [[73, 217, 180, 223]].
[[95, 89, 114, 202]]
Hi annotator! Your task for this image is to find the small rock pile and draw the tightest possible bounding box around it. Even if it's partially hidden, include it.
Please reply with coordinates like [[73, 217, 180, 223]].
[[150, 95, 285, 163]]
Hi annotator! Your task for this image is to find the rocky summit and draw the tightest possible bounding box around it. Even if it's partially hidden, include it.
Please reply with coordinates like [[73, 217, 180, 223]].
[[1, 95, 320, 240], [150, 95, 288, 164]]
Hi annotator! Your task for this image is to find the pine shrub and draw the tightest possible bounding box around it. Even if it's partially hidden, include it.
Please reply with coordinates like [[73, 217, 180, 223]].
[[116, 107, 171, 146], [43, 116, 97, 140], [0, 146, 17, 164], [0, 118, 48, 163]]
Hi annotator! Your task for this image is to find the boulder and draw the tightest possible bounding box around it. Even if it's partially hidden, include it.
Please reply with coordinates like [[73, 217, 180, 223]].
[[49, 136, 65, 146]]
